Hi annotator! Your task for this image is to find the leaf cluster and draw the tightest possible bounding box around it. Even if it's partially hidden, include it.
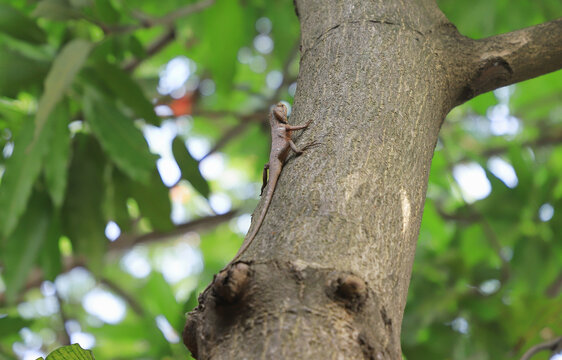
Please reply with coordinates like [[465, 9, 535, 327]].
[[0, 0, 298, 358]]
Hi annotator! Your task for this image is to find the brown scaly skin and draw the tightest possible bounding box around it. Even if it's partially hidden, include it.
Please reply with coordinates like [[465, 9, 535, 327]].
[[228, 102, 313, 266]]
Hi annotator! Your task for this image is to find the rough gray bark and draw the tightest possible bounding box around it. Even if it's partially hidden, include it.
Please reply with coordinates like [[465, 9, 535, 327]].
[[183, 1, 562, 359]]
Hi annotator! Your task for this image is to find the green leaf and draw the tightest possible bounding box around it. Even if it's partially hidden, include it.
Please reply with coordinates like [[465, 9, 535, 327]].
[[2, 191, 53, 303], [265, 1, 299, 61], [38, 215, 62, 281], [193, 0, 248, 92], [93, 61, 159, 125], [0, 4, 46, 44], [32, 0, 83, 21], [172, 137, 210, 198], [88, 35, 130, 64], [140, 273, 183, 330], [106, 169, 133, 232], [0, 98, 27, 125], [466, 91, 497, 115], [61, 134, 106, 271], [41, 344, 95, 360], [127, 35, 146, 59], [0, 114, 54, 238], [69, 0, 92, 9], [419, 201, 453, 252], [87, 317, 156, 341], [0, 317, 32, 340], [83, 87, 157, 184], [85, 318, 170, 358], [460, 224, 491, 267], [33, 38, 92, 146], [0, 48, 50, 97], [44, 104, 71, 208], [94, 0, 119, 24], [131, 170, 173, 231], [511, 71, 562, 120]]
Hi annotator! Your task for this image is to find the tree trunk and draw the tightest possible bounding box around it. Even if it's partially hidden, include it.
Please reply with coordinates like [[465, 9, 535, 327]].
[[183, 1, 562, 358]]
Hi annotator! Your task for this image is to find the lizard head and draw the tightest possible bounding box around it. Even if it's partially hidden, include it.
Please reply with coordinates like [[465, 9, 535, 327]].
[[273, 102, 288, 123]]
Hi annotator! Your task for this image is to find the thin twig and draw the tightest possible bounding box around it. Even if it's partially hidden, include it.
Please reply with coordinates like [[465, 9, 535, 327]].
[[103, 0, 215, 34], [454, 130, 562, 164], [439, 205, 511, 282], [520, 336, 562, 360], [546, 272, 562, 298], [55, 291, 71, 346], [200, 122, 251, 161], [480, 216, 510, 282], [440, 139, 511, 282], [199, 111, 267, 160], [152, 0, 215, 26], [123, 27, 177, 72], [99, 278, 146, 317], [435, 206, 482, 223]]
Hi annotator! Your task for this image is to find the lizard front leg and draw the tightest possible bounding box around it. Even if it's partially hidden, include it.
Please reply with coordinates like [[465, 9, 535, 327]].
[[285, 119, 313, 131], [286, 124, 308, 131]]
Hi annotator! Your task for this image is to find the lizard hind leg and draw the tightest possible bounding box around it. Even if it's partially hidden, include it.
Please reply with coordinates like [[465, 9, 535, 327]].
[[288, 139, 320, 155], [298, 140, 321, 153], [260, 163, 269, 195], [288, 139, 303, 154]]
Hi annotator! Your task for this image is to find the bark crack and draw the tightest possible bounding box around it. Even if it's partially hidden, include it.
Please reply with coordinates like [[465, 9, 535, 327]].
[[301, 19, 425, 59]]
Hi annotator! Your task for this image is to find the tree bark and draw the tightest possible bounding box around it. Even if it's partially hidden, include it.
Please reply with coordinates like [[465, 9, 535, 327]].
[[183, 1, 562, 359]]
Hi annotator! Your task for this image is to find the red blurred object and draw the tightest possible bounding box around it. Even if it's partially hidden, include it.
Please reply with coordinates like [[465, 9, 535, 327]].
[[168, 92, 195, 117]]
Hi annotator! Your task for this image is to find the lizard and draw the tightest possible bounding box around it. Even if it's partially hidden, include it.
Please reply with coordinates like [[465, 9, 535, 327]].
[[229, 102, 313, 265]]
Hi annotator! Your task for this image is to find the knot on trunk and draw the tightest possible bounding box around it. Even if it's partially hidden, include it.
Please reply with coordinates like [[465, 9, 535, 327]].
[[327, 273, 368, 312], [214, 262, 251, 304]]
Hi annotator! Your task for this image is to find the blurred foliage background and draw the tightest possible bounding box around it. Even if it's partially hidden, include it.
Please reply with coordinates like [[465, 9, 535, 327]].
[[0, 0, 560, 359]]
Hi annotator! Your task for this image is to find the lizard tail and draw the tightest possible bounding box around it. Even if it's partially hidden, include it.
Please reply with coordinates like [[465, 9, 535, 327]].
[[231, 175, 278, 262]]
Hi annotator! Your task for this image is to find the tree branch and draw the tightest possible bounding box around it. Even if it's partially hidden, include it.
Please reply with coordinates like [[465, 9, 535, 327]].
[[110, 210, 238, 250], [458, 18, 562, 104], [100, 277, 146, 317], [453, 129, 562, 164], [480, 131, 562, 158], [0, 212, 237, 305], [546, 271, 562, 298], [520, 336, 562, 360], [150, 0, 215, 27], [200, 122, 251, 161], [103, 0, 214, 34], [199, 111, 267, 160]]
